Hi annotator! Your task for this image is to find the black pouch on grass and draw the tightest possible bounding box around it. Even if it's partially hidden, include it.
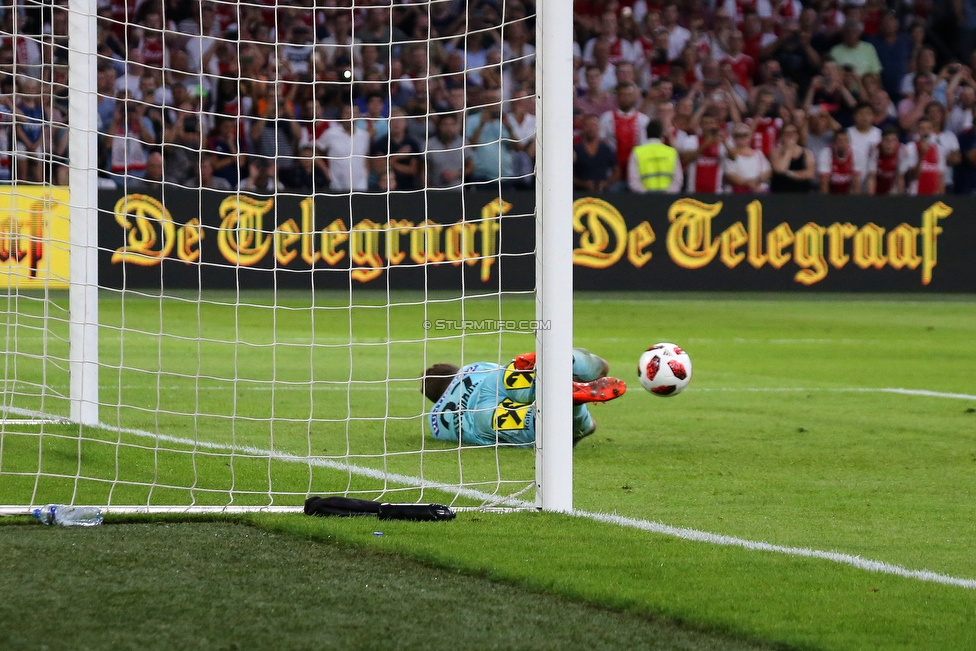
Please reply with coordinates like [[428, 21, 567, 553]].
[[378, 503, 455, 521], [304, 496, 381, 517], [304, 496, 455, 521]]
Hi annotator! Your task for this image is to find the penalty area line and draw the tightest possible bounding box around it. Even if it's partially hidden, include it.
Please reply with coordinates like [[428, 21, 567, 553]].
[[74, 419, 976, 593]]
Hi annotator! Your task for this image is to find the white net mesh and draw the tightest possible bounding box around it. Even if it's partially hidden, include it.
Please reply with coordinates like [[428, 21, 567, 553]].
[[0, 0, 542, 511]]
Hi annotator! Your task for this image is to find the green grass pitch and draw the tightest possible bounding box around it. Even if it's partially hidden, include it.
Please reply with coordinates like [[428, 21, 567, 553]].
[[1, 292, 975, 650]]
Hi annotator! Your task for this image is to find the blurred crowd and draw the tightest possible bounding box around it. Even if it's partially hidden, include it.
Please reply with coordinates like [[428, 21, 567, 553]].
[[0, 0, 975, 195], [573, 0, 976, 195]]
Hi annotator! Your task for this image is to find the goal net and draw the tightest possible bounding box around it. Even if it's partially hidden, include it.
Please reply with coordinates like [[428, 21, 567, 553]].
[[0, 0, 573, 514]]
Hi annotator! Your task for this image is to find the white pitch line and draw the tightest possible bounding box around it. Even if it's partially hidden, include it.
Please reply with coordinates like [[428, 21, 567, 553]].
[[578, 511, 976, 591], [695, 387, 976, 400], [9, 416, 972, 593], [78, 385, 976, 400], [90, 420, 531, 509], [95, 385, 420, 392], [5, 388, 976, 590]]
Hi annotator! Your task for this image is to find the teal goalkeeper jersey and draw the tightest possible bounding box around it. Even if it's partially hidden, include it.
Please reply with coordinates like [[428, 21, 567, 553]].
[[428, 362, 536, 447]]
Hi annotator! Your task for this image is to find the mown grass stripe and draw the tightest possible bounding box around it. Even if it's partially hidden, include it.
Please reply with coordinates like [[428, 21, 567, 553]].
[[4, 412, 974, 593]]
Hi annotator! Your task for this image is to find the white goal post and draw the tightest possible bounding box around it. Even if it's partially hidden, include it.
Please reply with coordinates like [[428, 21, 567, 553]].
[[0, 0, 574, 515], [534, 0, 573, 513]]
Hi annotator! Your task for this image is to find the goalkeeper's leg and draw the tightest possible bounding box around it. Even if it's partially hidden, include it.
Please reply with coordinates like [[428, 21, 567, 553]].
[[508, 347, 610, 398], [572, 404, 597, 447], [503, 349, 619, 447]]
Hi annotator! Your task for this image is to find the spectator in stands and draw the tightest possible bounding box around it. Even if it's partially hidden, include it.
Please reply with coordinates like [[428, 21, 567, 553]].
[[746, 89, 783, 158], [898, 74, 936, 134], [250, 83, 300, 183], [628, 119, 683, 193], [859, 72, 884, 104], [280, 24, 314, 77], [770, 122, 816, 192], [662, 4, 691, 61], [829, 20, 881, 77], [959, 0, 976, 63], [819, 130, 860, 194], [672, 96, 695, 136], [208, 116, 245, 188], [644, 78, 678, 116], [679, 112, 729, 194], [0, 98, 11, 183], [427, 114, 469, 190], [42, 81, 69, 186], [239, 157, 281, 193], [615, 61, 640, 92], [582, 11, 638, 67], [723, 31, 756, 90], [115, 49, 145, 99], [465, 87, 514, 185], [138, 71, 166, 108], [574, 113, 619, 192], [281, 145, 328, 191], [104, 93, 155, 188], [162, 106, 202, 187], [190, 155, 233, 191], [3, 11, 42, 79], [702, 85, 743, 134], [183, 2, 219, 76], [460, 13, 498, 88], [901, 47, 942, 100], [806, 61, 857, 128], [370, 107, 422, 191], [96, 64, 118, 132], [14, 76, 46, 182], [870, 11, 913, 101], [600, 82, 649, 186], [317, 103, 371, 193], [142, 151, 164, 186], [707, 8, 734, 60], [903, 116, 947, 195], [506, 89, 537, 188], [955, 112, 976, 192], [847, 102, 882, 189], [359, 7, 407, 63], [866, 126, 905, 195], [740, 11, 766, 65], [724, 123, 772, 193], [804, 105, 839, 163], [576, 65, 617, 117], [712, 65, 747, 115], [353, 45, 386, 83], [135, 11, 166, 72], [645, 27, 671, 83], [752, 60, 797, 111], [926, 102, 962, 193], [583, 39, 618, 92], [319, 11, 361, 69], [946, 68, 976, 133], [870, 90, 899, 130], [293, 96, 326, 148], [668, 60, 692, 101], [502, 19, 537, 82], [760, 19, 821, 95]]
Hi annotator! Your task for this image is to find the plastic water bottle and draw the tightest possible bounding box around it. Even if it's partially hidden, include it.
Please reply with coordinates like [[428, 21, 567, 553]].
[[32, 504, 103, 527]]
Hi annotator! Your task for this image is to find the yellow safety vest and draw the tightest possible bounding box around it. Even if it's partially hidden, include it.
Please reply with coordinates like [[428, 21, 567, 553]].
[[634, 142, 678, 191]]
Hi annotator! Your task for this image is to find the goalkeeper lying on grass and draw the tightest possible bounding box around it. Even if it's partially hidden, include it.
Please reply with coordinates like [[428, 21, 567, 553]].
[[422, 349, 626, 447]]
